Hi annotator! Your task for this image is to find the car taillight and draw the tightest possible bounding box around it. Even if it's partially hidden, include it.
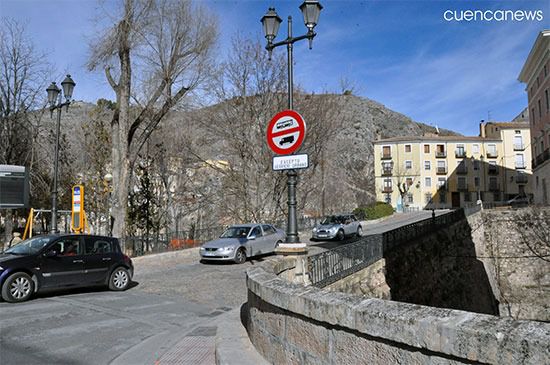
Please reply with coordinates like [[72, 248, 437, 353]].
[[123, 254, 132, 264]]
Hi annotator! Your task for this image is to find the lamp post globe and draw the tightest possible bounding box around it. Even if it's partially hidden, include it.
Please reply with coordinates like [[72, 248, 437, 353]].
[[104, 173, 113, 183], [61, 74, 76, 101], [261, 7, 282, 44], [299, 0, 323, 32], [46, 82, 61, 105]]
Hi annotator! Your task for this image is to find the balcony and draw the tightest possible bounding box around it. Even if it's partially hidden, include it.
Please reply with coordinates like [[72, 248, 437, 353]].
[[382, 187, 393, 193], [516, 174, 528, 184], [436, 167, 447, 175], [456, 167, 468, 174], [515, 163, 526, 169], [435, 151, 446, 158], [437, 184, 447, 191], [488, 167, 499, 175], [486, 151, 498, 158], [513, 143, 525, 151], [382, 168, 393, 176], [381, 154, 392, 160], [455, 150, 466, 158], [489, 184, 500, 192], [533, 148, 550, 169]]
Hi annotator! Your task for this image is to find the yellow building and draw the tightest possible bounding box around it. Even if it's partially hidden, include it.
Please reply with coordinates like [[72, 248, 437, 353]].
[[373, 121, 532, 210]]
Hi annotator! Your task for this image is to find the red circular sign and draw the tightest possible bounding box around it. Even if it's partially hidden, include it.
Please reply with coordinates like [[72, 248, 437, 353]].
[[266, 110, 306, 155]]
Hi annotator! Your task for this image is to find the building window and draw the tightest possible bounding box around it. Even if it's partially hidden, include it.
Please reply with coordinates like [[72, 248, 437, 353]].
[[405, 160, 412, 169], [514, 135, 523, 150], [474, 177, 480, 187], [532, 108, 535, 124], [437, 177, 446, 189], [464, 192, 471, 202], [385, 193, 391, 204], [515, 154, 525, 169], [458, 177, 466, 189], [425, 177, 431, 187], [425, 193, 432, 204], [407, 193, 413, 204], [539, 99, 542, 118], [424, 161, 431, 170], [515, 130, 521, 135], [487, 144, 497, 157], [436, 144, 445, 156], [382, 146, 391, 158], [405, 178, 413, 187], [384, 178, 392, 190], [405, 144, 411, 153], [424, 144, 430, 153], [437, 160, 446, 174], [473, 160, 480, 170], [456, 144, 465, 157], [473, 144, 479, 154], [546, 89, 549, 112], [439, 192, 446, 204]]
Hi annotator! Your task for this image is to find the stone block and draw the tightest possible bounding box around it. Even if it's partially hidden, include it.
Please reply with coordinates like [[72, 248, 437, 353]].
[[285, 315, 329, 361]]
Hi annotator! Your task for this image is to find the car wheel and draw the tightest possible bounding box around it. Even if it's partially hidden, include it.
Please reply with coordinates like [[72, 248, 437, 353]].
[[337, 229, 345, 241], [1, 272, 34, 303], [109, 267, 130, 291], [234, 248, 247, 264], [356, 226, 363, 237], [275, 240, 282, 249]]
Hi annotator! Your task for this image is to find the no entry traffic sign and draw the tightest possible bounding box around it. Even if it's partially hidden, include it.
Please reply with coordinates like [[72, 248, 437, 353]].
[[266, 110, 306, 155]]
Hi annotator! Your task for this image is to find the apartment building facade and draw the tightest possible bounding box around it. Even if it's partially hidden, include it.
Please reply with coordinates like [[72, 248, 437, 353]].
[[518, 30, 550, 205], [373, 122, 532, 210]]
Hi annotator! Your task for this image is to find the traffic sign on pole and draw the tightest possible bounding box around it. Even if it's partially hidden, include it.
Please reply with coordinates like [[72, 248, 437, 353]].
[[266, 110, 306, 155]]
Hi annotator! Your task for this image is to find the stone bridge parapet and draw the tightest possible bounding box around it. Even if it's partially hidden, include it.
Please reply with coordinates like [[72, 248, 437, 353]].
[[246, 257, 550, 364]]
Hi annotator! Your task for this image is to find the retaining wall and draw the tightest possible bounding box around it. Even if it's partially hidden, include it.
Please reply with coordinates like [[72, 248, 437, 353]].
[[246, 258, 550, 364]]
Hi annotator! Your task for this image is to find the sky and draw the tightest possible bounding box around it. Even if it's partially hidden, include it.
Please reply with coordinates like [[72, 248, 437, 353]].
[[2, 0, 549, 136]]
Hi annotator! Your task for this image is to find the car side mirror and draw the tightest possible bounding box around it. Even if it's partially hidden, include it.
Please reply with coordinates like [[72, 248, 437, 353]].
[[44, 250, 58, 258], [248, 235, 256, 240]]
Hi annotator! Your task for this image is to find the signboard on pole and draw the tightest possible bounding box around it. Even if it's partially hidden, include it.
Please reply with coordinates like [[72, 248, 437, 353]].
[[0, 165, 29, 209], [266, 110, 306, 155], [272, 154, 309, 171], [71, 185, 84, 233]]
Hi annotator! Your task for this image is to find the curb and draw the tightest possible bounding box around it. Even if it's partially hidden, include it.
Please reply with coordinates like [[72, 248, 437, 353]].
[[215, 304, 268, 365]]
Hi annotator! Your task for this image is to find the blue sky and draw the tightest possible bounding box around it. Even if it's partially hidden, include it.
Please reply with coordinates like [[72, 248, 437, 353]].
[[2, 0, 548, 136]]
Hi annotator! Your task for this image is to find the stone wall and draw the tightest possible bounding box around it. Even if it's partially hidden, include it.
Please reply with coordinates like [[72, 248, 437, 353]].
[[246, 259, 550, 365]]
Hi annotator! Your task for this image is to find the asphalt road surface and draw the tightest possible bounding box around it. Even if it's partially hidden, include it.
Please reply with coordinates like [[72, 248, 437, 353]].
[[0, 210, 446, 364]]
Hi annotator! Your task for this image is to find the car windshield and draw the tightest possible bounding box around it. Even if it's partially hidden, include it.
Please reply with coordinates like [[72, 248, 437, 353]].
[[4, 236, 54, 255], [320, 216, 344, 225], [220, 226, 251, 239]]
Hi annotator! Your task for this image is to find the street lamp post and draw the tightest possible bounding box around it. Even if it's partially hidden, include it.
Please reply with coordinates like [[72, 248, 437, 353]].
[[104, 173, 113, 236], [46, 75, 76, 233], [261, 1, 323, 244]]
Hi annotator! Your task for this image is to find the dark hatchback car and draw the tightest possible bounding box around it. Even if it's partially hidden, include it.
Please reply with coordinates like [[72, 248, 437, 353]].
[[0, 234, 133, 303]]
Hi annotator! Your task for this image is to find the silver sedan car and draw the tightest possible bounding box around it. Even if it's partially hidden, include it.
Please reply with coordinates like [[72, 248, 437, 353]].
[[199, 224, 285, 264], [311, 214, 362, 241]]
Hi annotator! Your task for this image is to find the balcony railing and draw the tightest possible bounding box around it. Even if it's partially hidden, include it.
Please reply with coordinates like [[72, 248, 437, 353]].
[[515, 163, 526, 169], [516, 174, 528, 184], [486, 151, 498, 158], [513, 143, 525, 151], [455, 150, 466, 158], [435, 151, 446, 158], [488, 167, 499, 175], [533, 148, 550, 169], [382, 168, 393, 176], [456, 167, 468, 174], [436, 167, 447, 175], [381, 154, 392, 160], [382, 187, 393, 193]]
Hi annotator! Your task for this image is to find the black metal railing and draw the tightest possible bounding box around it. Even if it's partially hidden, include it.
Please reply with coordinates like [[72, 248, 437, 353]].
[[308, 209, 466, 287]]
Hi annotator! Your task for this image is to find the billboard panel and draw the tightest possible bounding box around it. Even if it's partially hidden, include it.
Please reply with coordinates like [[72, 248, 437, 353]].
[[0, 165, 29, 209]]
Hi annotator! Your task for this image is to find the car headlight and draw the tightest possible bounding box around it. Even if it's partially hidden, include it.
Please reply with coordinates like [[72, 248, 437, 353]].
[[200, 247, 205, 251], [0, 266, 3, 271], [223, 246, 235, 251], [312, 227, 317, 232], [329, 227, 338, 232]]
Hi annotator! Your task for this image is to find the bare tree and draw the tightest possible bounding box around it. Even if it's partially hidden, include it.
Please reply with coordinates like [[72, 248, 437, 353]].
[[88, 0, 217, 239], [0, 18, 50, 243]]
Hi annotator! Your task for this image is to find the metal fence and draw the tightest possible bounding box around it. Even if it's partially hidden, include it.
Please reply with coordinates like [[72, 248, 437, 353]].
[[123, 217, 320, 257], [307, 209, 467, 287]]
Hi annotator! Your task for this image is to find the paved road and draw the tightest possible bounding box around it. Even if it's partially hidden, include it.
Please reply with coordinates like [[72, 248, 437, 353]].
[[0, 211, 447, 364]]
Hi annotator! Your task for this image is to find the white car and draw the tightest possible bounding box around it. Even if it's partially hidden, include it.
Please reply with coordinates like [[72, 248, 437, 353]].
[[311, 214, 362, 241]]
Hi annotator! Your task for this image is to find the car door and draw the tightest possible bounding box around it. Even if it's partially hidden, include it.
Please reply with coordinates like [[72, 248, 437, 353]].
[[40, 236, 86, 288], [248, 225, 264, 256], [261, 224, 278, 252], [83, 236, 117, 284]]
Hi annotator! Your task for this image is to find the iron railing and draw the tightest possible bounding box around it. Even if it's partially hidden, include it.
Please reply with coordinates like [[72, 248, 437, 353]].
[[308, 209, 467, 287]]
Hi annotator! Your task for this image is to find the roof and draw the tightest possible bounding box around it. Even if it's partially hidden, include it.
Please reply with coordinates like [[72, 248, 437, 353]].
[[485, 122, 530, 129], [373, 135, 501, 144], [518, 30, 550, 84]]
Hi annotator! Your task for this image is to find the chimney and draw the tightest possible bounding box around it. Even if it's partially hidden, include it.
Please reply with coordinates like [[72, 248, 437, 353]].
[[479, 120, 486, 138]]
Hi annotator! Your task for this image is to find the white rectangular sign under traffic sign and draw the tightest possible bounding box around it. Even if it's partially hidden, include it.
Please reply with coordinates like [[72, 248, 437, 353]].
[[272, 154, 309, 171]]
